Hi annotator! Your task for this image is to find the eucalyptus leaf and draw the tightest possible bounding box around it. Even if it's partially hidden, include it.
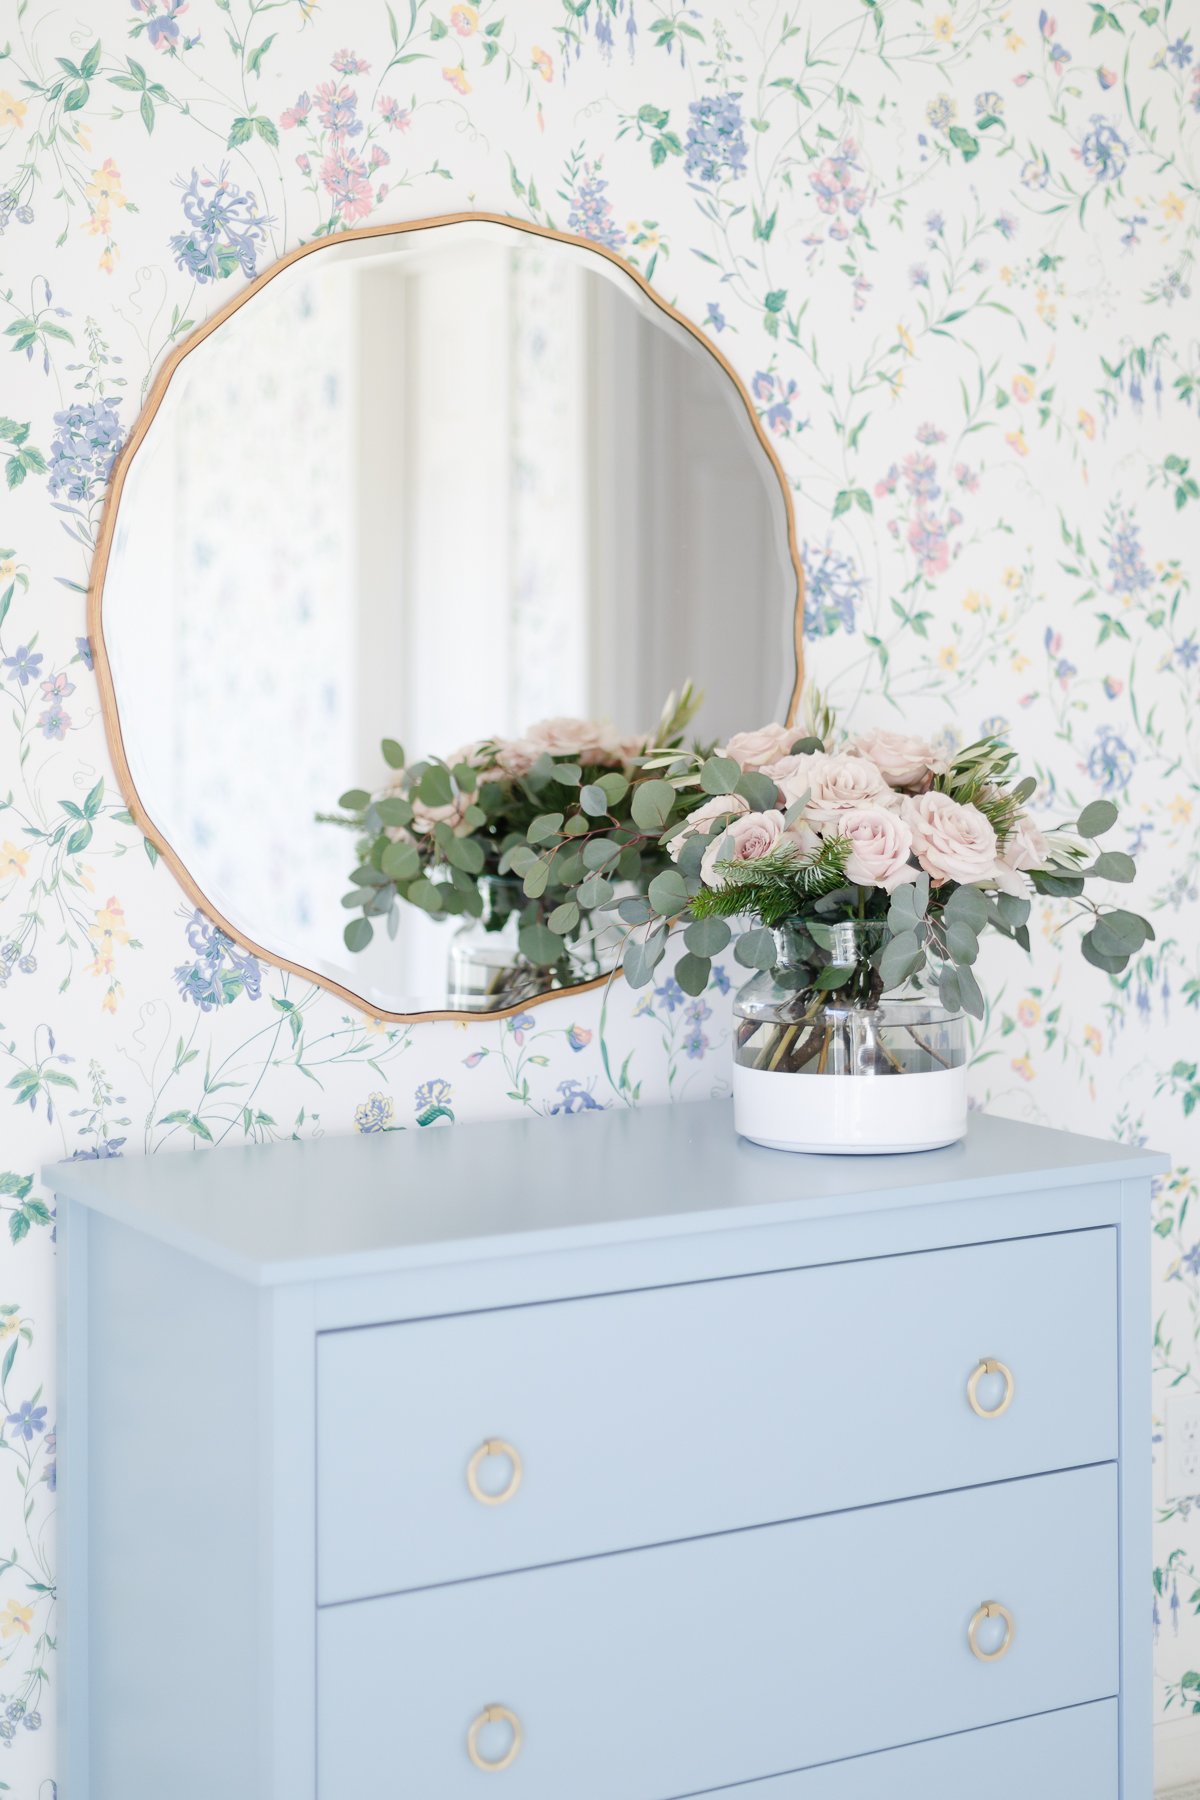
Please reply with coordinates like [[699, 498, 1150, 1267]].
[[630, 779, 677, 830], [676, 833, 708, 879], [563, 813, 590, 837], [416, 764, 453, 808], [343, 917, 373, 952], [381, 737, 405, 769], [938, 964, 961, 1013], [684, 917, 732, 956], [623, 924, 669, 988], [503, 844, 539, 877], [647, 869, 691, 917], [993, 891, 1031, 928], [547, 900, 580, 935], [552, 762, 582, 787], [405, 877, 445, 914], [814, 963, 854, 990], [519, 923, 564, 966], [1011, 775, 1037, 806], [700, 755, 741, 795], [452, 761, 477, 793], [617, 895, 654, 926], [522, 858, 551, 899], [879, 932, 923, 990], [527, 812, 564, 844], [582, 838, 620, 871], [955, 962, 985, 1019], [735, 770, 778, 810], [444, 834, 485, 875], [1087, 850, 1136, 884], [380, 839, 421, 882], [734, 926, 778, 970], [788, 735, 825, 755], [577, 873, 614, 909], [943, 884, 988, 932], [674, 952, 712, 997], [913, 871, 931, 914], [1077, 798, 1119, 839], [1081, 929, 1129, 974], [945, 920, 980, 965], [338, 787, 370, 811], [375, 796, 413, 828], [597, 770, 629, 805], [1032, 869, 1085, 899], [579, 783, 608, 816]]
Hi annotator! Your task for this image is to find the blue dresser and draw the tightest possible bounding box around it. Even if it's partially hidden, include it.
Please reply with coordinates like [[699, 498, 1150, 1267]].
[[52, 1103, 1166, 1799]]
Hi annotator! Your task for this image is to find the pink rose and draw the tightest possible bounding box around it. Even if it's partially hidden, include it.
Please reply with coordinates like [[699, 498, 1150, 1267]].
[[719, 721, 798, 772], [666, 793, 749, 864], [782, 751, 900, 825], [840, 806, 918, 891], [524, 716, 622, 763], [700, 808, 787, 888], [991, 814, 1051, 895], [903, 791, 999, 885], [1001, 815, 1050, 872], [851, 727, 940, 792]]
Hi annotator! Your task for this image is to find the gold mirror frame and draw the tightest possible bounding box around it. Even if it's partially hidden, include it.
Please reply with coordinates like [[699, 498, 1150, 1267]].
[[90, 211, 807, 1023]]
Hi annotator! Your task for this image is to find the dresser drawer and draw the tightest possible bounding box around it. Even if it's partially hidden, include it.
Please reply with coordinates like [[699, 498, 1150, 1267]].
[[316, 1227, 1115, 1601], [317, 1464, 1118, 1799], [723, 1700, 1119, 1798]]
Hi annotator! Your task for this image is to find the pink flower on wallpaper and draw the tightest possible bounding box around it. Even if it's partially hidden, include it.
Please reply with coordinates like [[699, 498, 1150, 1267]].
[[379, 95, 413, 131], [280, 91, 311, 129], [320, 151, 373, 222], [907, 513, 953, 578], [332, 49, 371, 74]]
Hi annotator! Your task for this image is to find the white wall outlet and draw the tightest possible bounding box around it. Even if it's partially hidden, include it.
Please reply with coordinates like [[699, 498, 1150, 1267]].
[[1165, 1393, 1200, 1502]]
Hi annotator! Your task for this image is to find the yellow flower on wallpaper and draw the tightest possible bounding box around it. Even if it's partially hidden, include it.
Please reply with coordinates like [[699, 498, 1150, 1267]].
[[932, 14, 954, 41], [962, 589, 982, 613], [937, 645, 958, 670], [449, 3, 478, 35], [442, 64, 471, 93], [88, 896, 131, 979], [0, 91, 28, 130], [1017, 998, 1041, 1028], [1162, 191, 1185, 223], [1011, 1055, 1035, 1082], [1011, 373, 1035, 403], [1169, 794, 1193, 825], [532, 45, 554, 80], [85, 159, 128, 210], [0, 1600, 33, 1640], [1, 840, 30, 880], [1005, 427, 1029, 456], [1084, 1026, 1103, 1055], [1078, 408, 1096, 438], [0, 1315, 19, 1339]]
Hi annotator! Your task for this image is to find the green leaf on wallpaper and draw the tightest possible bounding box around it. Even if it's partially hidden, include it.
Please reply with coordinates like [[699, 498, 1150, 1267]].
[[948, 126, 980, 162], [63, 82, 90, 111], [764, 288, 787, 313], [227, 116, 255, 147], [430, 14, 448, 38], [66, 823, 92, 856], [143, 837, 158, 868], [140, 92, 155, 134], [80, 40, 102, 78], [246, 33, 276, 75], [253, 115, 279, 148]]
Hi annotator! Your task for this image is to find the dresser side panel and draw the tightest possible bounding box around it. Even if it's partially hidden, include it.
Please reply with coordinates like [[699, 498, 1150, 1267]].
[[1120, 1175, 1154, 1800], [84, 1213, 264, 1800]]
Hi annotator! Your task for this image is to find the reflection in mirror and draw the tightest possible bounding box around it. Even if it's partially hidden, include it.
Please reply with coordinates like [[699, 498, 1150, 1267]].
[[99, 220, 801, 1015]]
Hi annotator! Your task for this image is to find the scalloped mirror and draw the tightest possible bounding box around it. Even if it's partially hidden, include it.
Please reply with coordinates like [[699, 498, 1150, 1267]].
[[93, 215, 804, 1019]]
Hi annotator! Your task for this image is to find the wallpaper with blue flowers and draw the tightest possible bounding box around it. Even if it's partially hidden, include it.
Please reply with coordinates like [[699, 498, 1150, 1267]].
[[0, 0, 1198, 1790]]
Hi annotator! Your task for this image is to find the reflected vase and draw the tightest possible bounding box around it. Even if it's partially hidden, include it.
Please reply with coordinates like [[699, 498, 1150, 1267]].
[[732, 919, 968, 1156], [445, 876, 624, 1013]]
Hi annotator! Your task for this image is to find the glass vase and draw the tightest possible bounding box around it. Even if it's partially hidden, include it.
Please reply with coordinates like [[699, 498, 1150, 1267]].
[[732, 918, 967, 1155]]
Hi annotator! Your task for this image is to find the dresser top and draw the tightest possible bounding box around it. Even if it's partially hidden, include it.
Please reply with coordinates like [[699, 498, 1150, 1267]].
[[48, 1099, 1166, 1287]]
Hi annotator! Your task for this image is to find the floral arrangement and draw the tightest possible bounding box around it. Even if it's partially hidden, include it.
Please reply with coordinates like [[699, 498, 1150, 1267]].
[[324, 690, 705, 994], [599, 704, 1151, 1011]]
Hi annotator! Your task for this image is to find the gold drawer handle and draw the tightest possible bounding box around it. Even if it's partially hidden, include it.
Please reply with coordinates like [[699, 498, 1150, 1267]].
[[969, 1601, 1015, 1662], [467, 1704, 523, 1772], [967, 1358, 1015, 1419], [467, 1439, 523, 1506]]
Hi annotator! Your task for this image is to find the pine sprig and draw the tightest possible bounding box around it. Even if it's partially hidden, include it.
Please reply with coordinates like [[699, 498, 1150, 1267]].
[[688, 839, 851, 926]]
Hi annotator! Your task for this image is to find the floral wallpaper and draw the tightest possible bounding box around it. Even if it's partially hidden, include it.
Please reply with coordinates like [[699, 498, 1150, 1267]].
[[0, 0, 1197, 1791]]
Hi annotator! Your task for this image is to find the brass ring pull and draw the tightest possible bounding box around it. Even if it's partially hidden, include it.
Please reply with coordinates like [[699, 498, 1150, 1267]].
[[968, 1601, 1015, 1662], [466, 1439, 523, 1506], [467, 1705, 523, 1772], [967, 1358, 1015, 1419]]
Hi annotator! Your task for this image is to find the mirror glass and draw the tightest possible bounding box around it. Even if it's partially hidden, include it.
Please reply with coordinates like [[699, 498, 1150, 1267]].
[[99, 219, 800, 1015]]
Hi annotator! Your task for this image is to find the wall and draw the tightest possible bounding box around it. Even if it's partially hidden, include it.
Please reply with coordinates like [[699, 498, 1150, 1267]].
[[0, 1, 1196, 1792]]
